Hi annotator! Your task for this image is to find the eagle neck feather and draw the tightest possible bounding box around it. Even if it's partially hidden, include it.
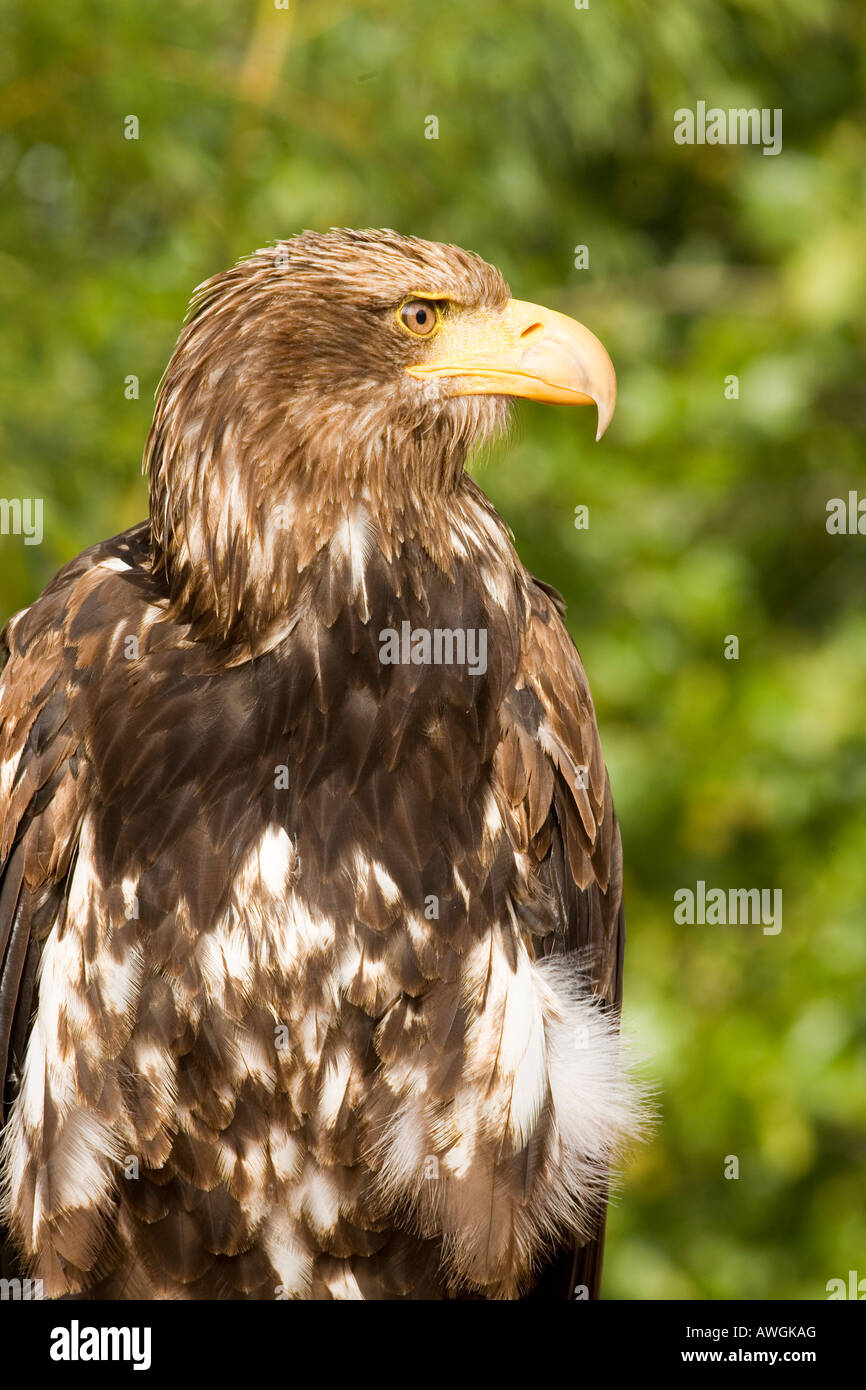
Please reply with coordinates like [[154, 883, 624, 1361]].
[[147, 420, 509, 658]]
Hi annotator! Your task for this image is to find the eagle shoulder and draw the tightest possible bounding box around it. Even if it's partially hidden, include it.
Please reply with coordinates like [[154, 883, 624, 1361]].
[[496, 575, 624, 997], [0, 524, 155, 1288]]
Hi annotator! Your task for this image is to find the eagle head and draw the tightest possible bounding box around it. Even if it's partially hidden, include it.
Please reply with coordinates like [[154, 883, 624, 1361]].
[[144, 229, 615, 647]]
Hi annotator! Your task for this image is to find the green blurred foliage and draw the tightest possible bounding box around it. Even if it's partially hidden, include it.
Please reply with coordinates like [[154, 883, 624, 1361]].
[[1, 0, 865, 1299]]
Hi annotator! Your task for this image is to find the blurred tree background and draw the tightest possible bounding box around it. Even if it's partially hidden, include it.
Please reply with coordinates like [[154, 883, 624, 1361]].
[[1, 0, 864, 1299]]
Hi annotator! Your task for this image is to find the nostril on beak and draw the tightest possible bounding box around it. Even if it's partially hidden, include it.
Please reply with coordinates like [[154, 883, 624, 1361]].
[[519, 322, 544, 339]]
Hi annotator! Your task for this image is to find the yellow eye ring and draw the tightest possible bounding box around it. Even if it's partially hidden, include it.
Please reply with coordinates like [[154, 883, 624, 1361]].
[[397, 298, 442, 337]]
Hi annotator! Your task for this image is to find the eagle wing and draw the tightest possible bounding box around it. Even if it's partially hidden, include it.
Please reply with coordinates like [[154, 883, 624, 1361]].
[[0, 563, 93, 1112], [498, 576, 626, 1299], [0, 529, 150, 1284]]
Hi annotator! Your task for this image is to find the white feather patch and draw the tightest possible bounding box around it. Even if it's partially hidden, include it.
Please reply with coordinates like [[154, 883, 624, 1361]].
[[261, 1209, 313, 1298], [371, 942, 650, 1295], [330, 510, 374, 617], [0, 818, 143, 1280]]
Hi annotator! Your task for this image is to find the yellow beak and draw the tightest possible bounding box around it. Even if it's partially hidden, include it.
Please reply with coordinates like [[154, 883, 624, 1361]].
[[405, 297, 616, 440]]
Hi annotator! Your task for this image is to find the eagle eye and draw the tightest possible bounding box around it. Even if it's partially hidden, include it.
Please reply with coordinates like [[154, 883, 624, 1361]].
[[399, 299, 441, 336]]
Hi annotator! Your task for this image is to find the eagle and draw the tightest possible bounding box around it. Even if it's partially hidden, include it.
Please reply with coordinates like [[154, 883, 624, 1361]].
[[0, 229, 645, 1301]]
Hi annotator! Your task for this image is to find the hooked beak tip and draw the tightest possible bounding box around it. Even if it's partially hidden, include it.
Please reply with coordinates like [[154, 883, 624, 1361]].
[[595, 391, 616, 442]]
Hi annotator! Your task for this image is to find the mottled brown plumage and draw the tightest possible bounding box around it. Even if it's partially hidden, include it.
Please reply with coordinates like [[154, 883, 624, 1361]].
[[0, 230, 643, 1300]]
